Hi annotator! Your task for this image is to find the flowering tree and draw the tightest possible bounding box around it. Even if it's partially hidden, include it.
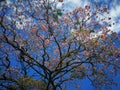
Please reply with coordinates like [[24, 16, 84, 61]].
[[0, 0, 120, 90]]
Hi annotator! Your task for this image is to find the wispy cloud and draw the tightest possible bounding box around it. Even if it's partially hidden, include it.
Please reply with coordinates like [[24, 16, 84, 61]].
[[108, 0, 120, 32], [63, 0, 90, 12]]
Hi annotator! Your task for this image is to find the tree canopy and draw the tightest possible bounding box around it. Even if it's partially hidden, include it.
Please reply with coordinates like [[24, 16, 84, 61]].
[[0, 0, 120, 90]]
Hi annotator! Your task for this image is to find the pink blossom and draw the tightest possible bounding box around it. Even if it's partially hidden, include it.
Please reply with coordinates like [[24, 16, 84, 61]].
[[40, 24, 48, 32]]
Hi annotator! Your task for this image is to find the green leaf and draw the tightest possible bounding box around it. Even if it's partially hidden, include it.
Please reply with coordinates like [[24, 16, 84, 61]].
[[46, 4, 52, 9], [108, 51, 113, 55], [78, 28, 84, 33], [57, 9, 62, 16], [90, 30, 95, 33], [53, 14, 58, 22]]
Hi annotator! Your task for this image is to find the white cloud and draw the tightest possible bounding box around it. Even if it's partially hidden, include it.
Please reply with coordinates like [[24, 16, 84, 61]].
[[66, 0, 90, 7], [108, 4, 120, 32], [108, 21, 120, 33], [110, 7, 120, 18], [15, 15, 32, 30], [56, 2, 63, 9], [6, 0, 12, 5], [63, 0, 90, 11]]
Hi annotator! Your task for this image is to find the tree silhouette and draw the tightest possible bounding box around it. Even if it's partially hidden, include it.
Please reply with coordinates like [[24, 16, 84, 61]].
[[0, 0, 120, 90]]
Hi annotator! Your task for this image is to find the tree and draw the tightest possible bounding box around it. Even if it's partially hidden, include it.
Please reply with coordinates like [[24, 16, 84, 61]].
[[0, 0, 120, 90]]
